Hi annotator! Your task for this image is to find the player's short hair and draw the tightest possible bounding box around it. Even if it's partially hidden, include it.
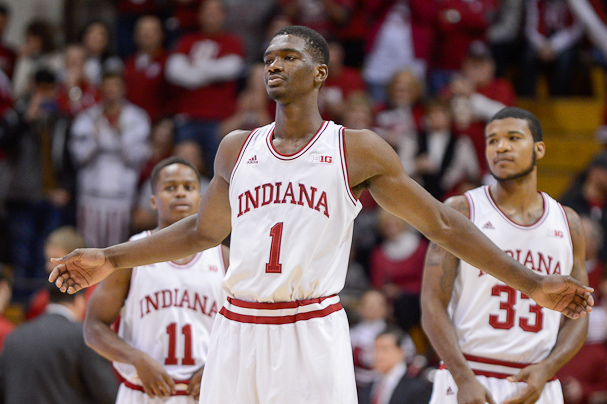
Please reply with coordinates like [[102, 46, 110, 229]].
[[273, 25, 330, 66], [45, 226, 87, 251], [488, 107, 543, 142], [150, 156, 202, 194]]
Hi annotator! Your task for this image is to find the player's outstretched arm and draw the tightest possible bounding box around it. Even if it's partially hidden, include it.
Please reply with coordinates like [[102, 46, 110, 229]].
[[421, 196, 497, 404], [49, 130, 249, 293], [84, 269, 176, 398], [504, 207, 590, 404], [345, 128, 593, 318]]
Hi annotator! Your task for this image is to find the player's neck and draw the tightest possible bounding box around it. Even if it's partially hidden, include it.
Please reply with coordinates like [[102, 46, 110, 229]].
[[274, 99, 324, 140], [490, 175, 543, 223]]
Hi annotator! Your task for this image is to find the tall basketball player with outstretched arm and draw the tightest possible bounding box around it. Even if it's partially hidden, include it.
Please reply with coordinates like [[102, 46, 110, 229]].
[[50, 27, 593, 404], [83, 157, 228, 403], [422, 107, 588, 404]]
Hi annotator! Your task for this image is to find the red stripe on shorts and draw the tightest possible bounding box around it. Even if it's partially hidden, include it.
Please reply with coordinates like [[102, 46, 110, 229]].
[[220, 300, 343, 324]]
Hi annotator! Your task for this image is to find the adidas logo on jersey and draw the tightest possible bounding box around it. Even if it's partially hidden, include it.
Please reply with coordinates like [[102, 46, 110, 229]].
[[446, 386, 455, 395], [247, 155, 259, 164], [482, 221, 495, 229]]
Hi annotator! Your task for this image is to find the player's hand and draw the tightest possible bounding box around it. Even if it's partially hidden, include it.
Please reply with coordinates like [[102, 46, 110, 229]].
[[504, 364, 550, 404], [456, 377, 497, 404], [187, 366, 204, 399], [48, 248, 115, 294], [529, 275, 593, 319], [132, 352, 176, 398]]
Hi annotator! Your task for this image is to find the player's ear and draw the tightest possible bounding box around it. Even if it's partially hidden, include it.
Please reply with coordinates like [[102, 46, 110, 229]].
[[535, 141, 546, 160], [315, 64, 328, 85], [150, 195, 158, 211]]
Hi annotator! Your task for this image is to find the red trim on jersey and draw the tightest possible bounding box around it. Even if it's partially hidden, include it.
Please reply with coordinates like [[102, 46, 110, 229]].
[[230, 127, 260, 185], [122, 379, 192, 395], [485, 187, 549, 229], [439, 361, 557, 381], [226, 294, 336, 310], [219, 300, 342, 324], [558, 203, 574, 252], [167, 252, 201, 268], [218, 245, 227, 275], [266, 121, 328, 160], [464, 192, 474, 221], [339, 126, 359, 206]]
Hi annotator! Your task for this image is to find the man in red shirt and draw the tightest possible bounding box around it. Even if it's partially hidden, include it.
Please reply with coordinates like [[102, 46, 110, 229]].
[[165, 0, 244, 176]]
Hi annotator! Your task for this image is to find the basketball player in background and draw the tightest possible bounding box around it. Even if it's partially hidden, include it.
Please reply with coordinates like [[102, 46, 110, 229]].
[[83, 157, 228, 403], [50, 27, 593, 404], [421, 107, 589, 404]]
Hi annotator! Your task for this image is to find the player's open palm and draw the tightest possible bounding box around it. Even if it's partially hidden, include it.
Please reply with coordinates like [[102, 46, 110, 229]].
[[133, 351, 176, 398], [529, 275, 593, 319], [49, 248, 115, 293], [504, 364, 549, 404], [457, 378, 497, 404]]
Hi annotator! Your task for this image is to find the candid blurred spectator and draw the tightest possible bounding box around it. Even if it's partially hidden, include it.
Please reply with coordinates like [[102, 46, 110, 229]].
[[0, 288, 119, 404], [4, 69, 75, 302], [0, 4, 16, 79], [223, 0, 276, 64], [350, 289, 389, 390], [429, 0, 498, 95], [519, 0, 584, 97], [25, 226, 87, 321], [124, 15, 173, 123], [358, 327, 433, 404], [0, 264, 13, 352], [363, 0, 437, 103], [557, 306, 607, 404], [487, 0, 524, 78], [279, 0, 354, 39], [400, 100, 480, 200], [166, 0, 245, 176], [220, 63, 273, 135], [12, 20, 63, 100], [80, 20, 123, 87], [318, 39, 365, 122], [340, 90, 376, 130], [561, 151, 607, 262], [56, 44, 99, 117], [375, 69, 425, 152], [114, 0, 168, 59], [70, 71, 151, 248], [581, 215, 606, 305], [370, 208, 428, 335], [169, 0, 204, 36]]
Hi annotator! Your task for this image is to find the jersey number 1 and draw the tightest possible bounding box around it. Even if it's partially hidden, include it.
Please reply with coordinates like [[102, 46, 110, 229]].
[[165, 323, 195, 366], [266, 222, 283, 273]]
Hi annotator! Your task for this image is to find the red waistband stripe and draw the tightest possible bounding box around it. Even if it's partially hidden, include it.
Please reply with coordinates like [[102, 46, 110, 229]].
[[439, 355, 557, 381], [122, 379, 191, 396], [220, 295, 342, 324]]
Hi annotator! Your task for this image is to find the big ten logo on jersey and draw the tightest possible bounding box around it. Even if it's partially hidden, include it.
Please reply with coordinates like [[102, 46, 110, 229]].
[[311, 154, 333, 164], [549, 228, 564, 238]]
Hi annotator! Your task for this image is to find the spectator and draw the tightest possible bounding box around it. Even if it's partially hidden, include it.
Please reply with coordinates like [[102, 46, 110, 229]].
[[279, 0, 354, 39], [362, 0, 437, 103], [350, 289, 390, 390], [165, 0, 245, 176], [0, 287, 119, 404], [340, 90, 376, 129], [400, 99, 480, 201], [581, 215, 606, 305], [519, 0, 584, 97], [70, 71, 151, 248], [80, 20, 123, 87], [370, 208, 428, 336], [487, 0, 524, 78], [318, 39, 365, 122], [56, 44, 99, 117], [0, 4, 16, 79], [12, 20, 63, 100], [25, 226, 87, 321], [169, 0, 204, 37], [358, 326, 433, 404], [223, 0, 276, 64], [124, 15, 174, 123], [4, 69, 75, 303], [114, 0, 168, 59], [0, 264, 13, 352], [429, 0, 498, 95], [375, 69, 425, 153]]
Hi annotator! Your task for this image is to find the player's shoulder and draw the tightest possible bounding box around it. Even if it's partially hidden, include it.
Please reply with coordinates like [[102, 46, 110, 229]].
[[444, 194, 471, 219]]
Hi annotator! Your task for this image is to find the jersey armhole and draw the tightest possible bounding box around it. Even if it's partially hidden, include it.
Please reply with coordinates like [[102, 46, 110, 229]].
[[339, 127, 359, 206], [464, 192, 475, 222], [229, 128, 259, 185]]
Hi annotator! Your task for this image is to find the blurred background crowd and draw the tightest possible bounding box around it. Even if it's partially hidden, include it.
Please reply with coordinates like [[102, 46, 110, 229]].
[[0, 0, 607, 403]]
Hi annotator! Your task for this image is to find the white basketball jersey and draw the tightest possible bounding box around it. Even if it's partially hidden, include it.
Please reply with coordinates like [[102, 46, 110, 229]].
[[114, 231, 226, 383], [450, 186, 573, 365], [227, 121, 362, 302]]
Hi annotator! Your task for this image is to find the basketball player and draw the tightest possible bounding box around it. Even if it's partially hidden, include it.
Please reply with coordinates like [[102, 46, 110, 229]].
[[50, 27, 593, 404], [421, 107, 589, 404], [83, 157, 228, 403]]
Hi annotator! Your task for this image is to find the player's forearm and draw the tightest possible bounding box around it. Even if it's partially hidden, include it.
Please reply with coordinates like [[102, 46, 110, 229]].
[[105, 215, 212, 270], [84, 317, 146, 365], [539, 317, 587, 378], [429, 204, 542, 296]]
